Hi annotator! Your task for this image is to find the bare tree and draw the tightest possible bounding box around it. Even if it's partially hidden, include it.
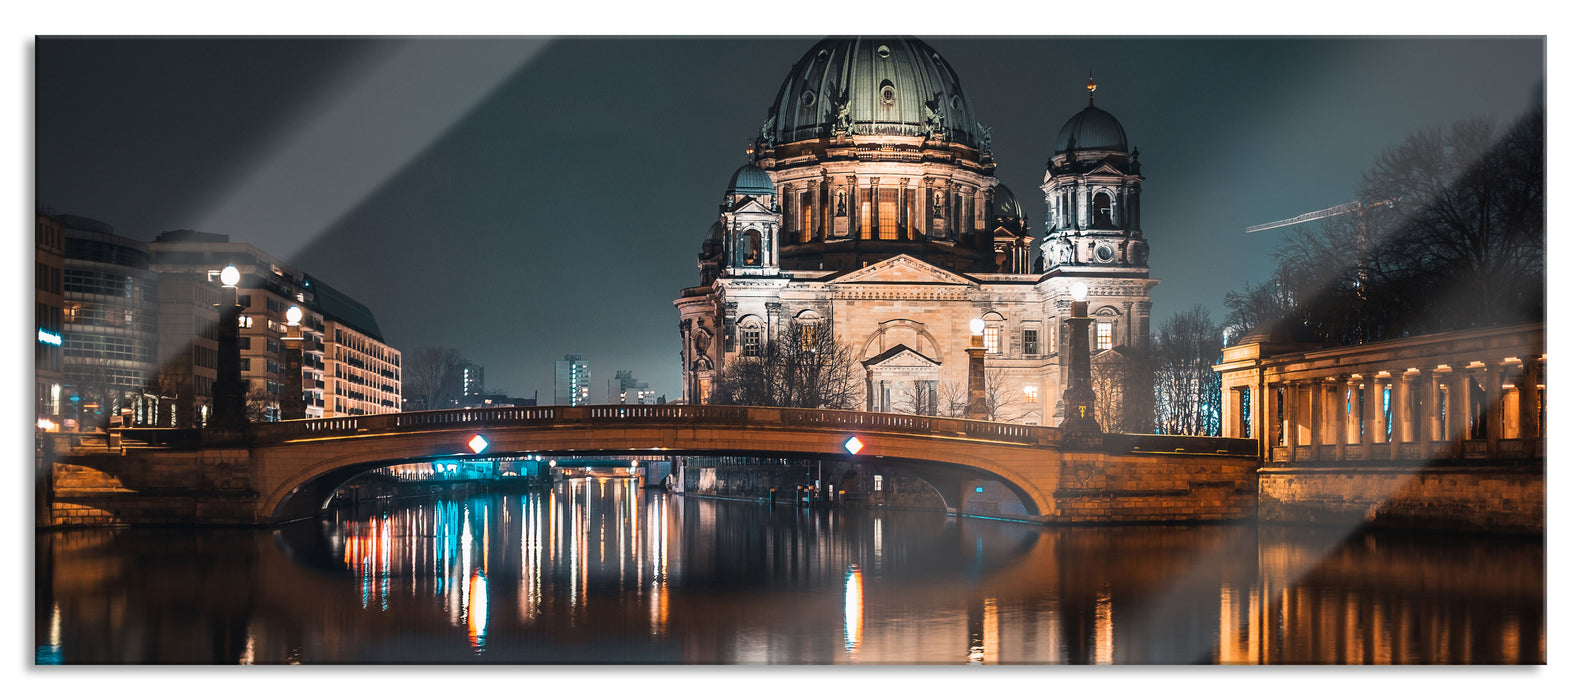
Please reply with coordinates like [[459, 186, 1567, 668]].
[[1230, 107, 1544, 346], [891, 380, 939, 416], [1153, 305, 1222, 436], [403, 346, 467, 411], [712, 320, 862, 409], [244, 384, 277, 423], [934, 371, 1037, 423]]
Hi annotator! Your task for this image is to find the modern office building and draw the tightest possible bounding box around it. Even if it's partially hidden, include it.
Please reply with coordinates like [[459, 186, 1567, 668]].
[[461, 362, 485, 397], [607, 370, 659, 405], [554, 355, 591, 406], [35, 213, 66, 427], [57, 214, 159, 428]]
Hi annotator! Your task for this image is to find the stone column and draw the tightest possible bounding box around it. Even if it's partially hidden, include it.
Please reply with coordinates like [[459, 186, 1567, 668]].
[[1266, 381, 1283, 458], [1426, 371, 1444, 443], [1327, 380, 1345, 452], [1481, 365, 1503, 454], [1306, 380, 1323, 455], [1345, 378, 1364, 446], [1368, 375, 1387, 445], [1447, 368, 1469, 457], [1402, 372, 1421, 446], [1222, 387, 1240, 438], [1389, 373, 1407, 460], [1061, 300, 1099, 433], [1519, 356, 1540, 439]]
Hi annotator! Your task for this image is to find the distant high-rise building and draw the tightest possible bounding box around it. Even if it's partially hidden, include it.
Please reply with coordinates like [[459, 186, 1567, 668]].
[[607, 370, 658, 405], [554, 355, 590, 406], [461, 362, 485, 397]]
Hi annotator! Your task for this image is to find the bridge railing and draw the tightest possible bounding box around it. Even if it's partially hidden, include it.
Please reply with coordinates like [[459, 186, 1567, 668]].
[[249, 404, 1064, 446]]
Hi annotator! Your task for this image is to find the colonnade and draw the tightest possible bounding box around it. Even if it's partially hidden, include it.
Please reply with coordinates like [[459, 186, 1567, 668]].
[[1214, 324, 1544, 464]]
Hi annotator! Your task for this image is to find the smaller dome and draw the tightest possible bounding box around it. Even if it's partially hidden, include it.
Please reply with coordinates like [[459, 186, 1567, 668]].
[[1055, 104, 1128, 152], [726, 164, 775, 196], [992, 184, 1024, 222]]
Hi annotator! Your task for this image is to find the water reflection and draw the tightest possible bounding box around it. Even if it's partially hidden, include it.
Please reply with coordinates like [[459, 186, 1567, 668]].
[[35, 478, 1544, 664]]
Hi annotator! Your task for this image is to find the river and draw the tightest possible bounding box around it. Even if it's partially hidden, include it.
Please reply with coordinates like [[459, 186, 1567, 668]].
[[34, 478, 1543, 664]]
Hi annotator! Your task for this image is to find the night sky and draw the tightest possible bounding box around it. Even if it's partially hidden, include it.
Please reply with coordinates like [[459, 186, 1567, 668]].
[[34, 37, 1544, 402]]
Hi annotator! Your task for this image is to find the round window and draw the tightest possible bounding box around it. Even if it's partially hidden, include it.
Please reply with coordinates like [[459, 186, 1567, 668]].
[[1096, 245, 1114, 262], [816, 49, 828, 62], [951, 95, 962, 110], [876, 44, 891, 59], [801, 90, 816, 107], [880, 84, 896, 106]]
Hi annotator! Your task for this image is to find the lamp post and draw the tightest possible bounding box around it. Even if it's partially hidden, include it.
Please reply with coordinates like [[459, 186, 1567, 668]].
[[279, 305, 307, 420], [209, 264, 248, 436], [1061, 282, 1101, 435], [966, 317, 990, 420]]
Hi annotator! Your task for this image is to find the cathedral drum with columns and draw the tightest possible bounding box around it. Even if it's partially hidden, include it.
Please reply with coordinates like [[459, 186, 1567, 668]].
[[675, 37, 1158, 428]]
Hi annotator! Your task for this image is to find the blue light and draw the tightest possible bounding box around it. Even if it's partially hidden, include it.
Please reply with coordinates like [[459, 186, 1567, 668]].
[[975, 486, 984, 493], [37, 329, 62, 346]]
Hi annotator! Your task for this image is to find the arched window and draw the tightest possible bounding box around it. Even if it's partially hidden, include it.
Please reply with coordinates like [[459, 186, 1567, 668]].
[[740, 318, 763, 357], [1092, 192, 1113, 228], [744, 229, 762, 266]]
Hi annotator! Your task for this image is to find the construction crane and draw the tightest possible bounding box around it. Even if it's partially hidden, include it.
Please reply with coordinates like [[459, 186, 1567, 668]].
[[1245, 198, 1398, 342], [1245, 198, 1398, 234]]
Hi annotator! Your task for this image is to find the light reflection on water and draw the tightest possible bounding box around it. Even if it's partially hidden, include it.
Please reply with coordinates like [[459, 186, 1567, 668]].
[[35, 478, 1544, 664]]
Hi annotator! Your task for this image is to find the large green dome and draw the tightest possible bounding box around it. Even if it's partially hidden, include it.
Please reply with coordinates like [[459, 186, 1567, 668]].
[[762, 37, 984, 149]]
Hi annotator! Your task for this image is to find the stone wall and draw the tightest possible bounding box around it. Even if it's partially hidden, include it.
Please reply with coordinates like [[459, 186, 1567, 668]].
[[1049, 451, 1260, 523], [680, 458, 947, 510], [1258, 464, 1544, 535]]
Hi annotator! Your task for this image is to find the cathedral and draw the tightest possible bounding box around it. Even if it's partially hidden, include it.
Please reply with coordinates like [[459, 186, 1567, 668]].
[[675, 37, 1157, 428]]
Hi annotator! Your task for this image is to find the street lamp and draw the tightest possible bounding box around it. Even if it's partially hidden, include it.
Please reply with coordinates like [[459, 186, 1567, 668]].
[[210, 264, 248, 436], [965, 317, 989, 420], [280, 305, 307, 420], [1061, 281, 1100, 436]]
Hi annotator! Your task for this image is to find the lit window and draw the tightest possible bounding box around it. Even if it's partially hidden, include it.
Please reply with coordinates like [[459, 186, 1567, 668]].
[[1024, 385, 1038, 403], [873, 474, 883, 491], [878, 190, 898, 240], [800, 323, 816, 351], [985, 326, 1000, 354], [1096, 322, 1113, 350]]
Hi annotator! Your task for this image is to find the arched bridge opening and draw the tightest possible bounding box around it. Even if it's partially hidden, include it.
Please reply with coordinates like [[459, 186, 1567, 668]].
[[253, 405, 1067, 525]]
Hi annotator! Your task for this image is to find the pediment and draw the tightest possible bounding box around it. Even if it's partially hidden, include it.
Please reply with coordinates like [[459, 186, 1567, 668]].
[[828, 254, 975, 286], [729, 198, 776, 215], [1086, 162, 1126, 178], [861, 343, 941, 369]]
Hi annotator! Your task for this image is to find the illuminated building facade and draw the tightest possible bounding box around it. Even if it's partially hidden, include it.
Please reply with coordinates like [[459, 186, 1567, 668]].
[[554, 354, 590, 406], [676, 37, 1157, 427], [35, 213, 66, 427], [149, 230, 400, 420], [56, 215, 159, 427], [607, 370, 660, 405]]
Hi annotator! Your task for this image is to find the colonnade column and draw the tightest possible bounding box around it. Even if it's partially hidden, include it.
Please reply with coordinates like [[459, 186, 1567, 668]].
[[1222, 387, 1242, 438], [1269, 381, 1286, 461], [1389, 372, 1406, 460], [1306, 380, 1324, 457], [1428, 370, 1445, 444], [1518, 356, 1540, 439], [1345, 378, 1364, 446], [1481, 365, 1503, 455], [1368, 375, 1387, 446], [1326, 380, 1345, 455], [1447, 368, 1469, 458]]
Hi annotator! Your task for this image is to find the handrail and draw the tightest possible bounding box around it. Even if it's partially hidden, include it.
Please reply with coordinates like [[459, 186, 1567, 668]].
[[249, 404, 1066, 447]]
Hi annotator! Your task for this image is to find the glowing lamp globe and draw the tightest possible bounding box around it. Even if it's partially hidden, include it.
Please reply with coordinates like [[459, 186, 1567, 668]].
[[1071, 282, 1088, 301], [219, 265, 241, 287], [285, 305, 303, 326], [969, 318, 985, 335]]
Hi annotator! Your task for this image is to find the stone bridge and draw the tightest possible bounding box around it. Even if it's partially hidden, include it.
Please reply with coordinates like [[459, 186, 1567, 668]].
[[44, 405, 1259, 527]]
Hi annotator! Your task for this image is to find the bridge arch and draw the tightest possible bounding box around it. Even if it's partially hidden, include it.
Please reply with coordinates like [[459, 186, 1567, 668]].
[[250, 405, 1067, 524]]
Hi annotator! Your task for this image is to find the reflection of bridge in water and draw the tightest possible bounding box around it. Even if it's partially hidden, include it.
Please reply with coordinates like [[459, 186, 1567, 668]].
[[48, 404, 1259, 526]]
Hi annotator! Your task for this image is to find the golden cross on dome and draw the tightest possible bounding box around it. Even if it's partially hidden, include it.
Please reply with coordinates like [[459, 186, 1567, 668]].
[[1086, 72, 1098, 104]]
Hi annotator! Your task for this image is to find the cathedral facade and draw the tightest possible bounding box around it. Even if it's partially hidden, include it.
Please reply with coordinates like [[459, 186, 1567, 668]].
[[675, 37, 1157, 428]]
